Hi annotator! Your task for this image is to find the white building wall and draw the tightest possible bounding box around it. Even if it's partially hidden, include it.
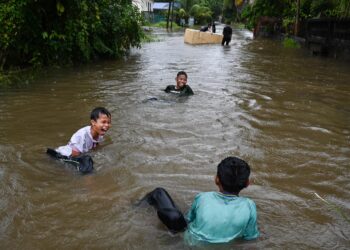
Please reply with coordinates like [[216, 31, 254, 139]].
[[132, 0, 154, 12]]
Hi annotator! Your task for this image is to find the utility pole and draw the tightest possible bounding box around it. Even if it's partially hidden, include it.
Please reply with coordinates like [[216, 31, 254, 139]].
[[170, 0, 174, 29], [295, 0, 300, 36], [166, 0, 171, 29]]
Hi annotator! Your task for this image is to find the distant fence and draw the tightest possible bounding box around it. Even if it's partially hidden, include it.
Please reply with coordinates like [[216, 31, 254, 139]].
[[305, 18, 350, 58]]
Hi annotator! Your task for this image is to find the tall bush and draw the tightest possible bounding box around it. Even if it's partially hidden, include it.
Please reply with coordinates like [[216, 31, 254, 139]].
[[0, 0, 144, 70], [241, 0, 350, 32], [189, 4, 212, 24]]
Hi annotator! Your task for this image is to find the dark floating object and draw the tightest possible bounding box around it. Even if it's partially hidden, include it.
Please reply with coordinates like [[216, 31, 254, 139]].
[[46, 148, 94, 174], [140, 187, 187, 233]]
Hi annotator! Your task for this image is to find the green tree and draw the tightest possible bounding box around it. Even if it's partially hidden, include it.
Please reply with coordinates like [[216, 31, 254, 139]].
[[241, 0, 290, 30], [198, 0, 223, 19], [178, 0, 199, 12], [178, 0, 223, 19], [337, 0, 350, 17], [178, 8, 188, 19], [241, 0, 350, 34], [0, 0, 144, 70], [189, 4, 212, 24], [223, 0, 237, 22], [310, 0, 335, 17]]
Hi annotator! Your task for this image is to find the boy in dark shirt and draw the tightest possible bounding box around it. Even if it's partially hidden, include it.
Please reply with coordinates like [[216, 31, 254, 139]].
[[164, 71, 194, 96]]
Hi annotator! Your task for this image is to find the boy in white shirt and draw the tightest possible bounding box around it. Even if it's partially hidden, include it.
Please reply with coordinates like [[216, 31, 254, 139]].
[[56, 107, 112, 157]]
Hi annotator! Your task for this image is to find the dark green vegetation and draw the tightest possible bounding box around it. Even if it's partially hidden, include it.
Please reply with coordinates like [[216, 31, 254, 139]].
[[241, 0, 350, 31], [155, 0, 228, 25], [283, 37, 301, 48], [159, 0, 349, 29], [0, 0, 144, 84]]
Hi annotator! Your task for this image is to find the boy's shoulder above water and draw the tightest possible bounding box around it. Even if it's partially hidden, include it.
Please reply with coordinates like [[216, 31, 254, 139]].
[[164, 71, 194, 96], [164, 84, 194, 96]]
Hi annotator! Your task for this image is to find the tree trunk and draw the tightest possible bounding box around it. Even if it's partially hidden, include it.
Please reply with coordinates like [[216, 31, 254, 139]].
[[295, 0, 300, 36], [170, 0, 174, 29], [166, 0, 171, 29]]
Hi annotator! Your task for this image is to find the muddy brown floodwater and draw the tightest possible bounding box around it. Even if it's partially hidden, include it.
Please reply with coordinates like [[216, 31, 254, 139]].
[[0, 26, 349, 249]]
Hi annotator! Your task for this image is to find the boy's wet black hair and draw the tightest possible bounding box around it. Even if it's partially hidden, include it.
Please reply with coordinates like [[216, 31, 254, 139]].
[[90, 107, 111, 121], [217, 157, 250, 193], [177, 71, 187, 78]]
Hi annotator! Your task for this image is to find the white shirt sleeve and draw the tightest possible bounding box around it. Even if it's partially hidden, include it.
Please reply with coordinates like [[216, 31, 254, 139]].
[[55, 145, 72, 157], [56, 126, 94, 156], [69, 133, 84, 153]]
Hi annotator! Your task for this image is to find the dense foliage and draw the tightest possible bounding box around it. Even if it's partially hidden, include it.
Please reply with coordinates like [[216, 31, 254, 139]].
[[189, 4, 212, 24], [0, 0, 144, 70], [154, 0, 239, 24], [175, 0, 224, 24], [241, 0, 350, 30], [223, 0, 237, 22]]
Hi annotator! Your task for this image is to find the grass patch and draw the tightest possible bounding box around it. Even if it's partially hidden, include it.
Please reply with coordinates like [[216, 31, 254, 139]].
[[142, 33, 162, 43], [149, 21, 182, 30], [283, 37, 300, 48], [233, 22, 246, 29]]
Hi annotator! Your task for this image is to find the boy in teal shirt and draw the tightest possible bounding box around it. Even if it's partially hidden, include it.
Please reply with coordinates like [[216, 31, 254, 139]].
[[140, 157, 259, 245], [185, 157, 259, 244]]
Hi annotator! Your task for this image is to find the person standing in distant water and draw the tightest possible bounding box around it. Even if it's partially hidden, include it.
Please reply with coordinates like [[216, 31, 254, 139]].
[[212, 22, 216, 33], [222, 22, 233, 46], [164, 71, 194, 97]]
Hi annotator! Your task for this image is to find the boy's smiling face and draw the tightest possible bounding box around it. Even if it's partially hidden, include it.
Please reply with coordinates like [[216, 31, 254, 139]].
[[175, 74, 187, 89], [91, 113, 111, 139]]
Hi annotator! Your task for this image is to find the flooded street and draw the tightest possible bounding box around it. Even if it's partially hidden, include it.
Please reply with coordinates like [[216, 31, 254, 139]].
[[0, 26, 349, 249]]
